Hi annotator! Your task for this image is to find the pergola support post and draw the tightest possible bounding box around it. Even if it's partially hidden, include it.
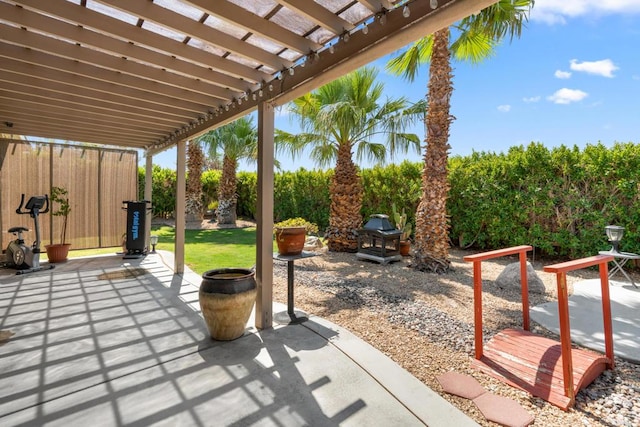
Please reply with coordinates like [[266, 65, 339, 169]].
[[144, 153, 153, 251], [255, 102, 274, 330], [175, 139, 186, 274]]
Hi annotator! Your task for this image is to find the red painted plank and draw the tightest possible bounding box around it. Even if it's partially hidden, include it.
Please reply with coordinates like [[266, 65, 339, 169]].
[[473, 357, 572, 409], [543, 255, 613, 273], [473, 329, 610, 410], [489, 330, 607, 372], [463, 245, 532, 262], [489, 330, 603, 374], [483, 342, 602, 388]]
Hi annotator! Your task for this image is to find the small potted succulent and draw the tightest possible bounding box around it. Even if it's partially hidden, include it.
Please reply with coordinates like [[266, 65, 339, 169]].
[[273, 217, 319, 256], [392, 203, 412, 256], [45, 186, 72, 262]]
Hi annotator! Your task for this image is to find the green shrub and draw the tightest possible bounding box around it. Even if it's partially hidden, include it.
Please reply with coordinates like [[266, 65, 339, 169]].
[[139, 165, 177, 219], [236, 172, 258, 219], [273, 217, 319, 235], [201, 169, 221, 214], [448, 142, 640, 259], [274, 169, 332, 229], [361, 161, 421, 228]]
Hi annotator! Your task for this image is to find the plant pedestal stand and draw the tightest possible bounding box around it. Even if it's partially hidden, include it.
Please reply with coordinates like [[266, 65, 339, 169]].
[[273, 251, 317, 324]]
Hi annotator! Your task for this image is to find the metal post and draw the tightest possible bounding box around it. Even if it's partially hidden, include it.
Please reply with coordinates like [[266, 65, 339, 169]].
[[287, 260, 295, 316]]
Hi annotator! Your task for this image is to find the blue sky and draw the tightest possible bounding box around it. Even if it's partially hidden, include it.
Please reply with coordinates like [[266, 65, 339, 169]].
[[150, 1, 640, 171]]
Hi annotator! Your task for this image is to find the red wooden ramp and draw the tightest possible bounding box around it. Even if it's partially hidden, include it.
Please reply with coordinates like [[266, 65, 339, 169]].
[[464, 247, 615, 410], [472, 328, 610, 410]]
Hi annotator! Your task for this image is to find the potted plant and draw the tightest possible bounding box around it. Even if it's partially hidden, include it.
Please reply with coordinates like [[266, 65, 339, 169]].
[[392, 203, 412, 256], [45, 186, 72, 263], [274, 217, 319, 256]]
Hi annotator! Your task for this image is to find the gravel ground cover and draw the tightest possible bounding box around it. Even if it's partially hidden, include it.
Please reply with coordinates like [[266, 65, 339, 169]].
[[272, 248, 640, 427]]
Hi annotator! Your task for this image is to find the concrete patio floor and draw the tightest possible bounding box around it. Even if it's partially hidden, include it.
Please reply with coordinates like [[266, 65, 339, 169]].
[[531, 278, 640, 363], [0, 251, 476, 427]]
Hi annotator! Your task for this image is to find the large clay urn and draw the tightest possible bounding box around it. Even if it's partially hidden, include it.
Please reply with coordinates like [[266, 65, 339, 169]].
[[199, 268, 257, 341]]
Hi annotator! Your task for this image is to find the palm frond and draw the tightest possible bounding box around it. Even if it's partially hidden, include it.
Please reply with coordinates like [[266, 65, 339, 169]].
[[277, 65, 423, 169], [386, 37, 433, 82], [195, 116, 258, 164]]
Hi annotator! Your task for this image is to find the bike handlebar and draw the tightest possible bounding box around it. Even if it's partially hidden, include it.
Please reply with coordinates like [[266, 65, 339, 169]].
[[40, 195, 50, 214], [16, 194, 50, 215], [15, 194, 25, 214]]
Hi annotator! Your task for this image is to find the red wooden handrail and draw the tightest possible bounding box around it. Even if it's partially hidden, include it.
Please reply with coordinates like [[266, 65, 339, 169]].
[[543, 254, 615, 403], [543, 255, 613, 273], [463, 245, 533, 262], [464, 245, 533, 359]]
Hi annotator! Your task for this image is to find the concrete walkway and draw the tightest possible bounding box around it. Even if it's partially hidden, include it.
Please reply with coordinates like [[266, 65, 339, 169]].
[[0, 251, 477, 426], [531, 279, 640, 363]]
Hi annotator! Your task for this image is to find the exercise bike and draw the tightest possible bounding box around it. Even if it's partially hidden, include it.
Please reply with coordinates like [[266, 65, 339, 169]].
[[4, 194, 55, 275]]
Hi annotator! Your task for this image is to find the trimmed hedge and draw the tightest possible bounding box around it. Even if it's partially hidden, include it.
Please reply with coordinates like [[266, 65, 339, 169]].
[[361, 161, 422, 229], [448, 142, 640, 258], [273, 169, 332, 229], [143, 141, 640, 260], [139, 165, 176, 219]]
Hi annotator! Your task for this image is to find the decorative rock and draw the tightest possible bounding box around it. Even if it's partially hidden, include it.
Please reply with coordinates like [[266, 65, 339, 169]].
[[304, 236, 323, 251], [495, 262, 546, 294]]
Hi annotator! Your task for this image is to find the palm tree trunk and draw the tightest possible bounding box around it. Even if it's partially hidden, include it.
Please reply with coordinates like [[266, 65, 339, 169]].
[[413, 28, 453, 273], [217, 155, 238, 225], [186, 141, 204, 222], [326, 143, 362, 252]]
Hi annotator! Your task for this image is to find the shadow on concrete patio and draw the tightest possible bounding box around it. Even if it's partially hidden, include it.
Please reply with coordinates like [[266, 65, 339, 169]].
[[0, 252, 476, 426]]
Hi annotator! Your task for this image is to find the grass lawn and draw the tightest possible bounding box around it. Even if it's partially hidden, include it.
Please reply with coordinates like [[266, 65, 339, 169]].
[[66, 226, 275, 275]]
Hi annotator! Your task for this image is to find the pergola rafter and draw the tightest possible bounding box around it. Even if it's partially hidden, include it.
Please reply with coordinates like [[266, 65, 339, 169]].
[[0, 0, 494, 151]]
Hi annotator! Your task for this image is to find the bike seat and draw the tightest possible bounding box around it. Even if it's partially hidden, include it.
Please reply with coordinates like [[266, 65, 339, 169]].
[[8, 226, 29, 233]]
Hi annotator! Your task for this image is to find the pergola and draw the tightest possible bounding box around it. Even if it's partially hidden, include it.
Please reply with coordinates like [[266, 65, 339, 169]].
[[0, 0, 494, 329]]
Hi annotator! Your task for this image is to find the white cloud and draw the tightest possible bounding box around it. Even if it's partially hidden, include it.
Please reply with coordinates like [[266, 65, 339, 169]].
[[555, 70, 572, 79], [547, 88, 588, 104], [570, 59, 619, 77], [497, 104, 511, 112], [531, 0, 640, 24], [523, 96, 541, 103]]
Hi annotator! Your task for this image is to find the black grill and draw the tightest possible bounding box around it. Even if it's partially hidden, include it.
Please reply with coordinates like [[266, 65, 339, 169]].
[[356, 214, 402, 264]]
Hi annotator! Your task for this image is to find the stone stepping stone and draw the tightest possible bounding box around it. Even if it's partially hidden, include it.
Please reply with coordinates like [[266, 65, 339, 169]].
[[436, 372, 534, 427]]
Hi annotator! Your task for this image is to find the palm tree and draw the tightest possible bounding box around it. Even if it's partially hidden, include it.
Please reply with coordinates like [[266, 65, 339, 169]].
[[186, 141, 205, 222], [196, 116, 257, 225], [277, 66, 425, 252], [387, 0, 534, 272]]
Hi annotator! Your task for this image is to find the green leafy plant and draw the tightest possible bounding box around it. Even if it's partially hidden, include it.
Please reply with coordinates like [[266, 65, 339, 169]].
[[273, 217, 319, 235], [50, 186, 71, 244], [392, 203, 412, 241]]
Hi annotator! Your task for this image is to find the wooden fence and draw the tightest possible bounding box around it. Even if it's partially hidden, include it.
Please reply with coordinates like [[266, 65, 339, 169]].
[[1, 139, 138, 251]]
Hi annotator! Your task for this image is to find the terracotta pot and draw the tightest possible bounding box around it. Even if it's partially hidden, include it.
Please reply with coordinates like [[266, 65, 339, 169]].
[[399, 240, 411, 256], [199, 268, 257, 341], [274, 226, 306, 256], [45, 243, 71, 263]]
